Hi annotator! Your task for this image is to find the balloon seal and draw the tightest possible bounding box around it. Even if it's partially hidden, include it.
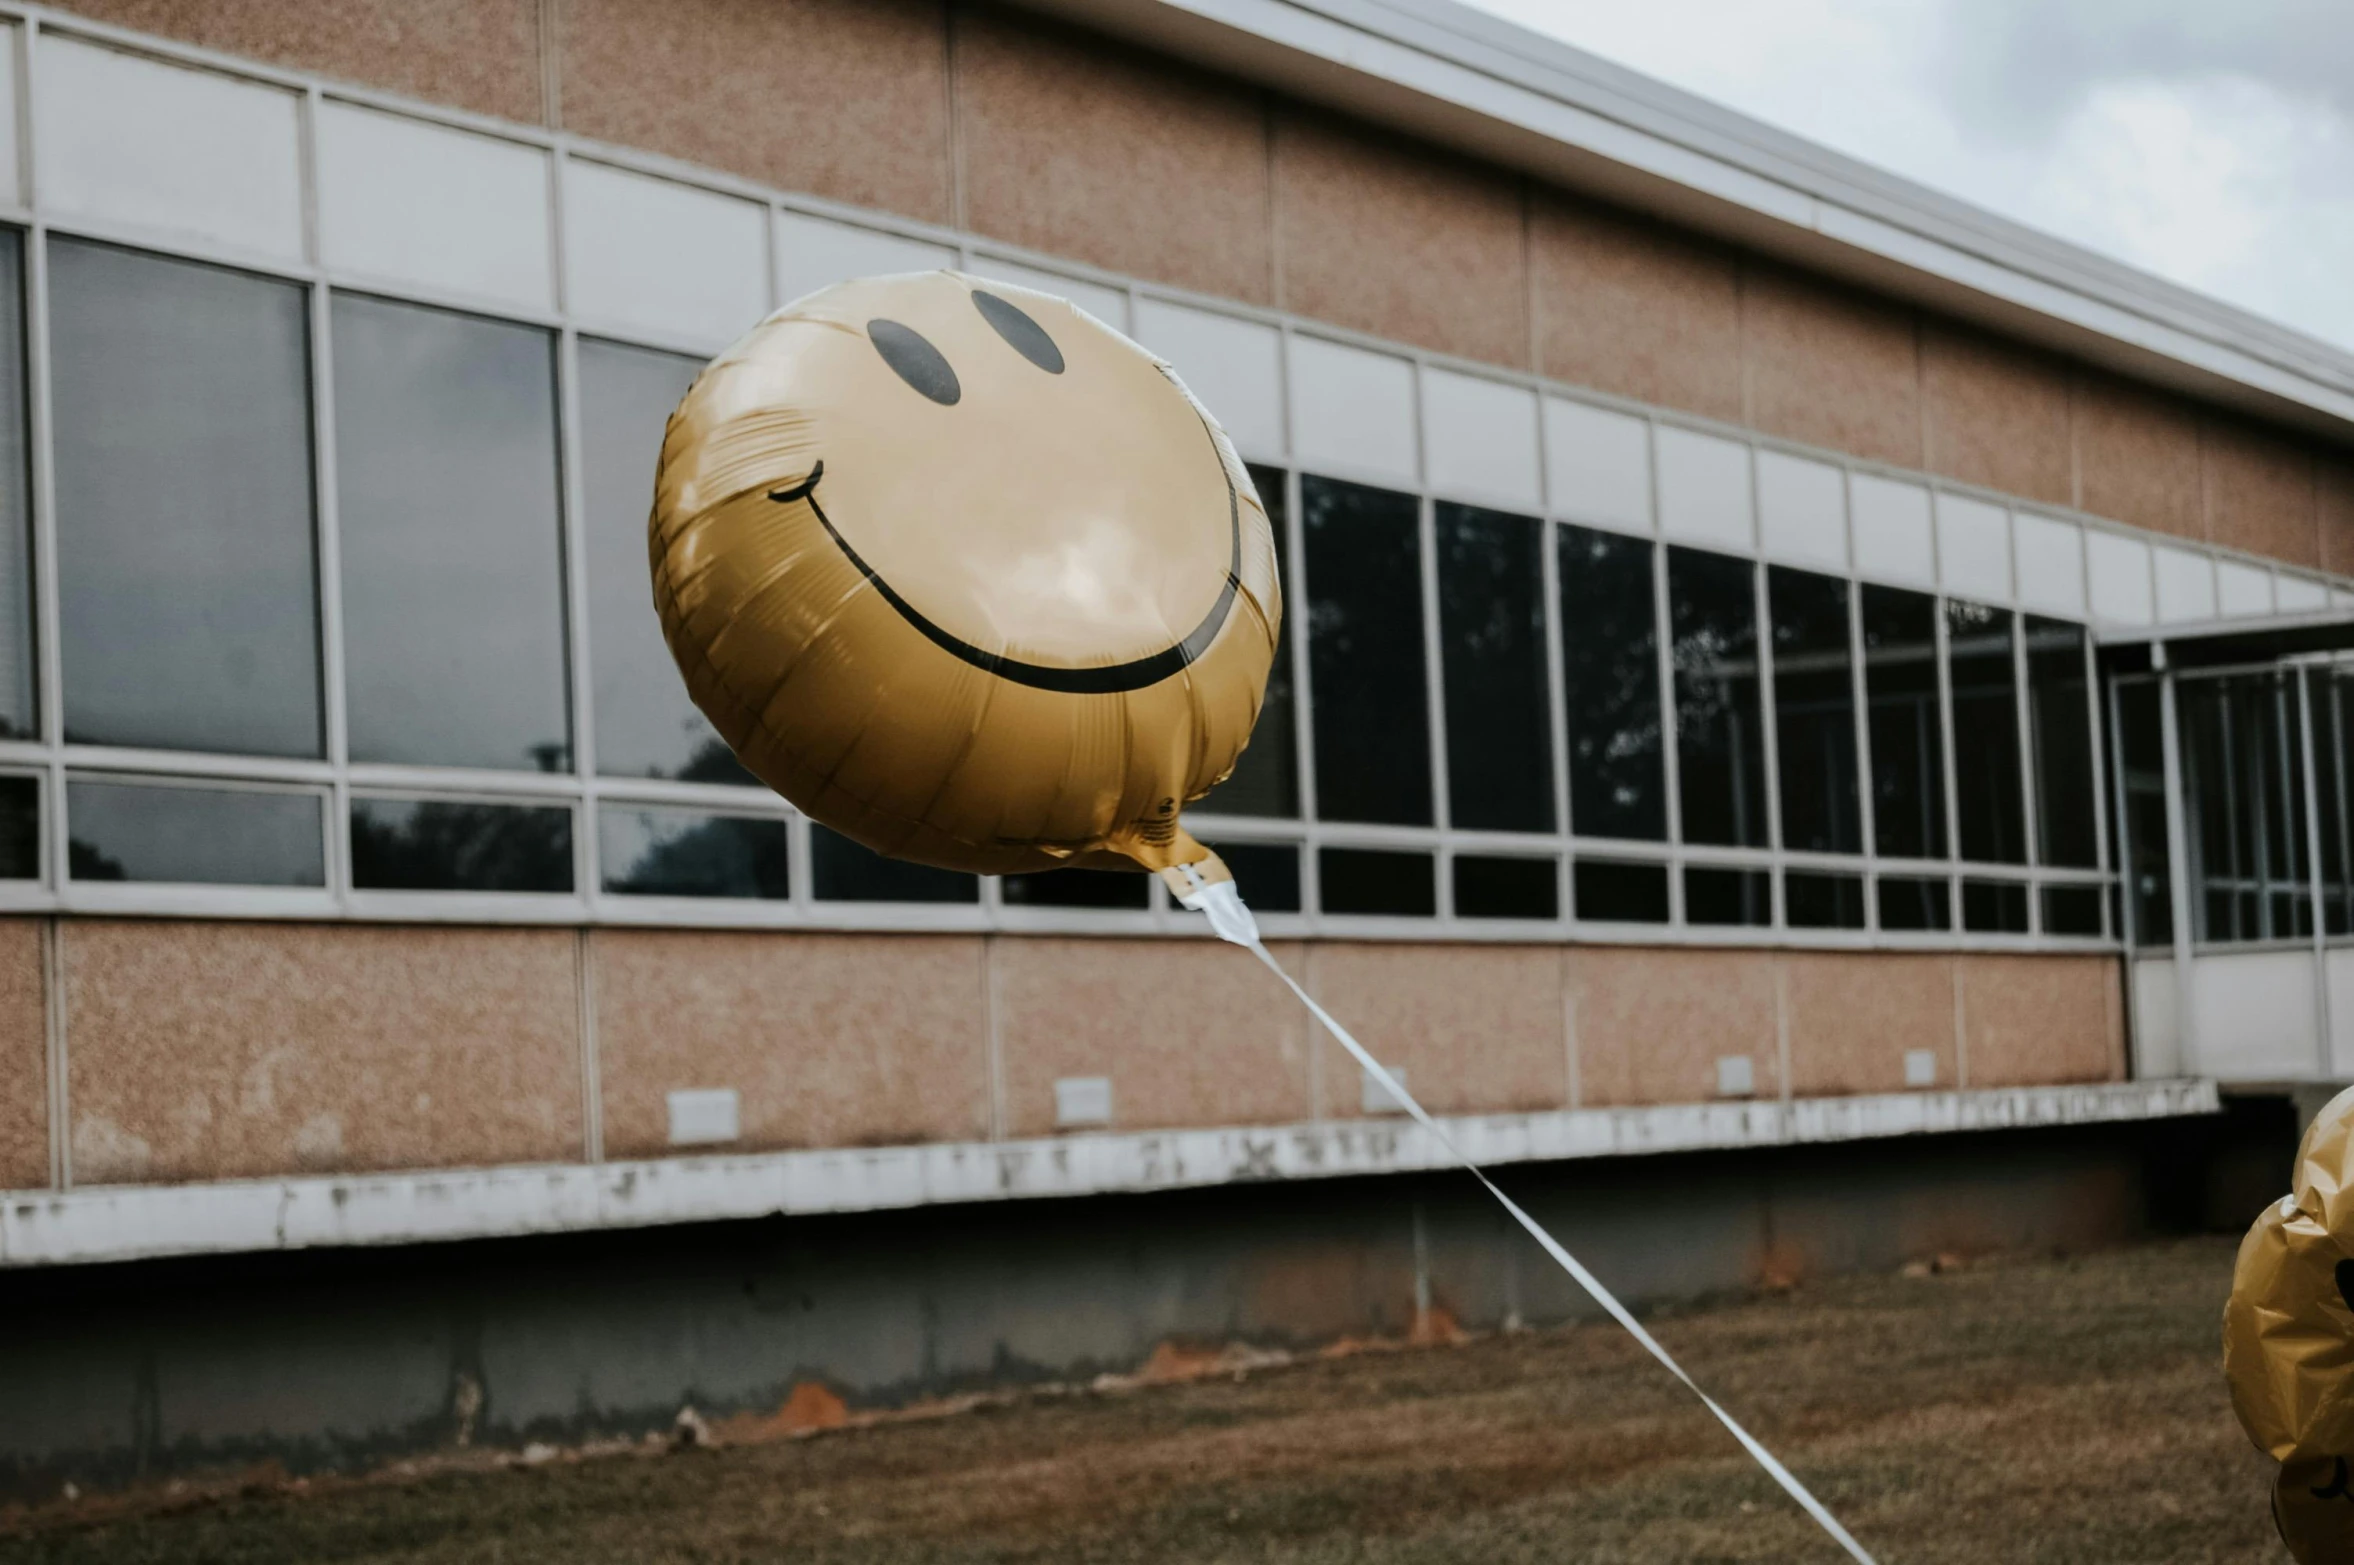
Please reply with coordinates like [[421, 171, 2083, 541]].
[[1161, 853, 1258, 948]]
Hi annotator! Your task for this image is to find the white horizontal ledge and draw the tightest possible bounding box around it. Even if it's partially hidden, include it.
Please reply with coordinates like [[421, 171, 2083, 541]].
[[0, 1078, 2219, 1270]]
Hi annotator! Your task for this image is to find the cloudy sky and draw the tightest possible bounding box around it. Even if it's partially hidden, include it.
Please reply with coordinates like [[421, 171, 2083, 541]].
[[1460, 0, 2354, 352]]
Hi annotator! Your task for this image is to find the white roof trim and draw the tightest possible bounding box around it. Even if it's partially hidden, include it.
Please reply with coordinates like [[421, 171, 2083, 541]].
[[1031, 0, 2354, 441]]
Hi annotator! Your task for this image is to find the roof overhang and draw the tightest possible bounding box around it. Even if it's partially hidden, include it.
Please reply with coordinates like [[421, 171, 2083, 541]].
[[1024, 0, 2354, 446]]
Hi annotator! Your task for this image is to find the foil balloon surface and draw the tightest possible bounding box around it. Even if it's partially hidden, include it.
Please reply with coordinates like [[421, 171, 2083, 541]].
[[650, 272, 1280, 878], [2226, 1083, 2354, 1563]]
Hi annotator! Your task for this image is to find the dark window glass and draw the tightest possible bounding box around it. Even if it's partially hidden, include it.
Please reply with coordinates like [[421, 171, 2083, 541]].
[[1199, 466, 1296, 817], [2114, 682, 2172, 946], [1685, 865, 1769, 926], [0, 235, 30, 739], [52, 240, 318, 756], [2025, 618, 2097, 869], [1961, 879, 2029, 934], [1770, 568, 1860, 854], [1786, 871, 1865, 929], [1948, 600, 2025, 864], [1453, 855, 1557, 920], [2041, 885, 2104, 937], [1000, 869, 1150, 910], [810, 825, 977, 904], [1669, 547, 1767, 848], [581, 341, 748, 785], [1319, 847, 1434, 916], [1304, 477, 1429, 825], [1861, 585, 1946, 860], [1877, 876, 1951, 932], [1558, 525, 1664, 842], [1574, 858, 1669, 923], [2314, 670, 2354, 939], [350, 797, 573, 892], [598, 805, 786, 899], [2178, 673, 2310, 944], [1437, 504, 1552, 831], [67, 780, 321, 886], [0, 775, 33, 879], [1202, 841, 1300, 913], [335, 295, 569, 772]]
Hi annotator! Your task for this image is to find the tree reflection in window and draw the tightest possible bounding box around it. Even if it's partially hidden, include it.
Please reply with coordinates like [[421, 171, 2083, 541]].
[[350, 797, 572, 892], [600, 805, 786, 899]]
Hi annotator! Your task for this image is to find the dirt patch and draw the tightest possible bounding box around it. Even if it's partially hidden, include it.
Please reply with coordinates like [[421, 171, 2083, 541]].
[[0, 1236, 2278, 1564]]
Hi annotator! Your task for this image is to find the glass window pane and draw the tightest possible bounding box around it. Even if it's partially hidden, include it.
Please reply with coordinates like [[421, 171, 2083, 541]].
[[1685, 865, 1769, 926], [2315, 670, 2354, 938], [1877, 875, 1950, 932], [2178, 673, 2310, 944], [1199, 466, 1297, 817], [1669, 547, 1767, 848], [1961, 879, 2029, 934], [2026, 618, 2098, 869], [1437, 504, 1552, 832], [1861, 585, 1946, 860], [1304, 477, 1429, 825], [1786, 871, 1865, 929], [0, 235, 29, 739], [1319, 847, 1434, 916], [580, 340, 748, 785], [1202, 840, 1300, 913], [51, 239, 319, 756], [350, 797, 573, 892], [999, 869, 1150, 910], [1453, 854, 1557, 919], [598, 805, 786, 899], [335, 294, 569, 772], [1769, 567, 1860, 854], [1558, 525, 1664, 842], [1574, 858, 1668, 923], [810, 824, 977, 904], [2115, 681, 2172, 946], [1948, 600, 2026, 865], [0, 775, 33, 879], [2041, 885, 2104, 937], [68, 780, 322, 886]]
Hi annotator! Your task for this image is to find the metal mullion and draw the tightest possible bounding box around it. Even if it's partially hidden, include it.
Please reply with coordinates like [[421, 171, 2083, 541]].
[[2298, 670, 2332, 1075], [2333, 677, 2353, 938], [2080, 629, 2116, 938], [345, 765, 586, 801], [1418, 486, 1451, 916], [589, 777, 791, 813], [1536, 433, 1573, 931], [1751, 557, 1785, 929], [1284, 463, 1320, 915], [1649, 416, 1683, 926], [36, 211, 325, 290], [1931, 597, 1964, 931], [2157, 666, 2198, 1071], [299, 84, 357, 913], [1845, 478, 1878, 930], [2107, 679, 2138, 956], [60, 745, 333, 784], [551, 154, 600, 906], [22, 217, 60, 896], [2012, 611, 2040, 933]]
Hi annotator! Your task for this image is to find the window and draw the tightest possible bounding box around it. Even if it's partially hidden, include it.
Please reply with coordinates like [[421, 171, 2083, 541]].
[[810, 825, 977, 904], [0, 235, 30, 740], [2178, 673, 2309, 944], [1304, 477, 1429, 825], [1786, 871, 1865, 930], [335, 295, 570, 772], [1202, 840, 1300, 913], [51, 239, 319, 756], [1000, 870, 1150, 910], [2113, 681, 2172, 946], [1320, 847, 1434, 916], [350, 797, 573, 892], [1198, 466, 1296, 817], [599, 805, 787, 899], [1769, 567, 1860, 854], [1669, 547, 1767, 849], [0, 775, 33, 879], [2313, 669, 2354, 938], [580, 339, 748, 784], [1574, 858, 1668, 923], [1453, 854, 1557, 919], [2025, 618, 2097, 869], [1437, 504, 1552, 831], [1861, 585, 1945, 861], [1877, 876, 1950, 932], [1685, 865, 1769, 926], [1558, 525, 1664, 842], [1947, 600, 2026, 864], [2041, 885, 2103, 937], [67, 780, 323, 886], [1962, 879, 2029, 934]]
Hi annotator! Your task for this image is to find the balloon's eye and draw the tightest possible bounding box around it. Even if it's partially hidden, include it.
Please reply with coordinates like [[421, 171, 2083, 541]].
[[972, 290, 1065, 375], [867, 319, 960, 405]]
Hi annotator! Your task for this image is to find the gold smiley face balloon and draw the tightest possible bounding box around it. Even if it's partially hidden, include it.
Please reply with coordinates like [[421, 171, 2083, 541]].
[[650, 272, 1281, 878]]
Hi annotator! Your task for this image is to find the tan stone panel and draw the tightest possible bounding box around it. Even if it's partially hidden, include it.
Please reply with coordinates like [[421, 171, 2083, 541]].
[[1740, 263, 1921, 468], [1569, 945, 1777, 1107], [1780, 950, 1954, 1098], [994, 938, 1307, 1138], [64, 922, 580, 1185], [2203, 415, 2320, 568], [53, 0, 544, 124], [1275, 108, 1527, 369], [2323, 456, 2354, 578], [0, 920, 45, 1191], [2074, 371, 2204, 541], [1957, 954, 2123, 1087], [563, 0, 950, 224], [595, 930, 989, 1159], [1309, 943, 1565, 1119], [1920, 323, 2073, 507], [1531, 189, 1742, 423], [956, 8, 1272, 305]]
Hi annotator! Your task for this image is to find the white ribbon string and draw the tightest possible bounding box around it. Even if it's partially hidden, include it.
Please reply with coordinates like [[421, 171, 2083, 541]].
[[1172, 872, 1875, 1562]]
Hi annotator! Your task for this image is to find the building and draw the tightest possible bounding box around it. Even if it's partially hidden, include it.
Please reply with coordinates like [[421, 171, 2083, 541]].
[[0, 0, 2342, 1486]]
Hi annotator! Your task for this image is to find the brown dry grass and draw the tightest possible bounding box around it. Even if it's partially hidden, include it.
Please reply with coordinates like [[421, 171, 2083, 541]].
[[0, 1235, 2278, 1563]]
